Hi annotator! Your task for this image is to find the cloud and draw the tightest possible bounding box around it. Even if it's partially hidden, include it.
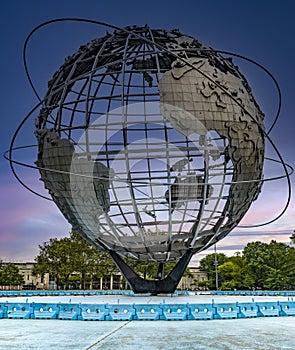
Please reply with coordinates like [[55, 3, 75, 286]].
[[229, 230, 291, 237], [189, 228, 294, 267]]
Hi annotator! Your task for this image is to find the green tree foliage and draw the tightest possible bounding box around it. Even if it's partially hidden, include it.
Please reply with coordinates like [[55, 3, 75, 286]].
[[0, 262, 24, 287], [243, 240, 295, 290], [199, 253, 228, 289], [33, 236, 75, 289], [218, 255, 254, 290], [33, 232, 193, 289], [34, 231, 295, 291], [66, 232, 118, 289], [199, 240, 295, 291], [33, 232, 119, 289]]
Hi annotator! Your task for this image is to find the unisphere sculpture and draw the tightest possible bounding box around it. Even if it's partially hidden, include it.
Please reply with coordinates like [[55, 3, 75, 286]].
[[8, 22, 291, 294], [34, 25, 265, 293]]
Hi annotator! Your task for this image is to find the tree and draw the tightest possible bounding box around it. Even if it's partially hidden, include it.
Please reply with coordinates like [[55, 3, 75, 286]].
[[199, 253, 228, 289], [275, 243, 295, 290], [68, 232, 118, 289], [33, 232, 119, 289], [243, 240, 295, 290], [33, 237, 75, 289], [218, 255, 254, 290], [198, 240, 295, 291], [290, 231, 295, 244], [264, 267, 292, 290], [33, 231, 194, 290], [0, 263, 24, 287], [243, 241, 272, 289]]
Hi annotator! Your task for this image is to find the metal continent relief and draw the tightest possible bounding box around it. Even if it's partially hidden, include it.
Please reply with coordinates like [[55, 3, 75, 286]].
[[159, 58, 265, 235]]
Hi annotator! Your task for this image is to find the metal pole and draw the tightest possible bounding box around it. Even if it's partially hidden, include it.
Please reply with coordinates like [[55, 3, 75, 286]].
[[214, 244, 218, 290]]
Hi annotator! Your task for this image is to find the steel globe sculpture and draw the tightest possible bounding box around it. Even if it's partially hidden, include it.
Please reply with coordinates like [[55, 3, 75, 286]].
[[34, 25, 265, 293], [7, 21, 292, 294]]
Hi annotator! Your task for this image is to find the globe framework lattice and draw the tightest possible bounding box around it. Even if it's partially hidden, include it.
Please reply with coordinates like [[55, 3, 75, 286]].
[[35, 25, 264, 263]]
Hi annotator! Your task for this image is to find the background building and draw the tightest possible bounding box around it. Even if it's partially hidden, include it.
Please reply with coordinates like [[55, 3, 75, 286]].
[[1, 262, 207, 291]]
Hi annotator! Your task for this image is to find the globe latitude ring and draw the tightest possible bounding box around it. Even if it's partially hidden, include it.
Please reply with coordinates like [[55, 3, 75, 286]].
[[6, 21, 293, 294]]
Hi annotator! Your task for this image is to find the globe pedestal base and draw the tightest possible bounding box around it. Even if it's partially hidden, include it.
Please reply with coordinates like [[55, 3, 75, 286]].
[[109, 249, 193, 295]]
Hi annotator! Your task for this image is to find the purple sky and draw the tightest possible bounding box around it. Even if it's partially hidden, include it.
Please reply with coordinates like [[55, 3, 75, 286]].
[[0, 0, 294, 265]]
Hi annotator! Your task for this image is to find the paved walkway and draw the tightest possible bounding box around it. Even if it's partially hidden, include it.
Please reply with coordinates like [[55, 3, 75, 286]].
[[1, 293, 294, 349], [0, 317, 294, 349], [2, 292, 293, 304]]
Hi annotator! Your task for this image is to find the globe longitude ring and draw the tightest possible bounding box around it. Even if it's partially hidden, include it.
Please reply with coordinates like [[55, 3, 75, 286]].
[[6, 20, 293, 294]]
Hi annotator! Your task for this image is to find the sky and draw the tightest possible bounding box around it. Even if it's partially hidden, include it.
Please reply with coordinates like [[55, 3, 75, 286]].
[[0, 0, 294, 266]]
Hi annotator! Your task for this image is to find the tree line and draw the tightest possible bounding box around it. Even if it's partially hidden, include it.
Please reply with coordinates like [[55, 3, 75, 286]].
[[199, 234, 295, 290], [32, 232, 183, 289], [1, 232, 294, 290]]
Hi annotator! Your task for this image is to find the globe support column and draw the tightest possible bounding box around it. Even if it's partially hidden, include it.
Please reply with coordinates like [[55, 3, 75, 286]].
[[109, 249, 193, 294]]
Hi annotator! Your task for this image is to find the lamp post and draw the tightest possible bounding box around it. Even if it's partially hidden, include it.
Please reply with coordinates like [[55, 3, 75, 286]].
[[214, 244, 219, 290]]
